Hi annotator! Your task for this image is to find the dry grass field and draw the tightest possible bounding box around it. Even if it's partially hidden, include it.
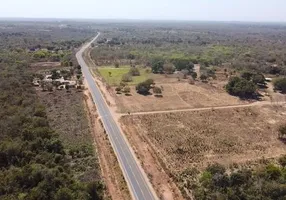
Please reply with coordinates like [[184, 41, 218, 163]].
[[114, 81, 244, 113], [120, 104, 286, 173], [29, 62, 61, 72]]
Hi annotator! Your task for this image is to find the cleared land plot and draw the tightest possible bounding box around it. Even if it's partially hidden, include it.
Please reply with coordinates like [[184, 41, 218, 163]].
[[120, 104, 286, 173], [97, 66, 152, 86], [115, 82, 244, 113], [29, 62, 61, 72]]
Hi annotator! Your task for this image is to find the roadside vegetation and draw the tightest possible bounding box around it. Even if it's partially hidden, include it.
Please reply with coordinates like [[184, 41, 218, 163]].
[[193, 161, 286, 199], [0, 21, 104, 200]]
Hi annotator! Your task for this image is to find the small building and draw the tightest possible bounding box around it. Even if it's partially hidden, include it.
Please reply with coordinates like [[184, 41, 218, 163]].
[[265, 78, 272, 82], [32, 78, 40, 86]]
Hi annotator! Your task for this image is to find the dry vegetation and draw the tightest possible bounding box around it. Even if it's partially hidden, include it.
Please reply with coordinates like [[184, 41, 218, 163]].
[[114, 80, 243, 113], [120, 104, 286, 196], [37, 89, 101, 182]]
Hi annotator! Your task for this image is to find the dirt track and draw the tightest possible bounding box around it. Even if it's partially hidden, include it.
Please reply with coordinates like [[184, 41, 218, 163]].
[[121, 101, 286, 116]]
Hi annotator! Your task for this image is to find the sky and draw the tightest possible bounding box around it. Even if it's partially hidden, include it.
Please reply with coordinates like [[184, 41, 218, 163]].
[[1, 0, 286, 22]]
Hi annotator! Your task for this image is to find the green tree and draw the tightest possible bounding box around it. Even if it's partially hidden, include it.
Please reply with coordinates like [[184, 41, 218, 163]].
[[252, 73, 266, 86], [171, 58, 194, 71], [151, 58, 164, 74], [241, 71, 253, 81], [55, 188, 74, 200], [226, 76, 256, 98], [136, 79, 154, 95]]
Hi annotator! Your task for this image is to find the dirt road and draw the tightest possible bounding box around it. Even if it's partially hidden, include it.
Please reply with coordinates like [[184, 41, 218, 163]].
[[121, 100, 286, 116]]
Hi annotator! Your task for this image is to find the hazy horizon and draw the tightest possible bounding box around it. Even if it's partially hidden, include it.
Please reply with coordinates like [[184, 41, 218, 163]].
[[1, 0, 286, 22]]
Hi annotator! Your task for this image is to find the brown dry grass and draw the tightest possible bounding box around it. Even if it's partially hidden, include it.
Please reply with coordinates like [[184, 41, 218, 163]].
[[120, 104, 286, 198], [115, 81, 244, 113], [29, 62, 61, 72]]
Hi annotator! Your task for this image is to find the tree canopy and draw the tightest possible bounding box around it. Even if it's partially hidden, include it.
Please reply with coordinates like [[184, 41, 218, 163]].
[[226, 76, 257, 98], [136, 79, 154, 95], [274, 77, 286, 93]]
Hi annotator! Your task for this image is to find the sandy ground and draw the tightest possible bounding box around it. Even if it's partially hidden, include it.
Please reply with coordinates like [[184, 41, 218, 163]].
[[114, 82, 244, 113], [120, 120, 185, 200], [120, 104, 286, 171], [120, 104, 286, 199]]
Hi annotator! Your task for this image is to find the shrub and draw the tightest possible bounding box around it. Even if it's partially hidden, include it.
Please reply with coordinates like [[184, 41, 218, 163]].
[[279, 155, 286, 167], [153, 86, 162, 97], [123, 86, 131, 94], [121, 73, 132, 82], [191, 72, 197, 80], [265, 164, 282, 180], [115, 86, 122, 93], [163, 63, 175, 74], [200, 74, 208, 81], [274, 78, 286, 93], [206, 163, 226, 175], [278, 124, 286, 138], [114, 62, 119, 68], [129, 67, 140, 76]]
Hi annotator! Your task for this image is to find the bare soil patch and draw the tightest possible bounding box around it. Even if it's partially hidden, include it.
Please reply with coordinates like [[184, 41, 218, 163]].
[[115, 81, 244, 113], [30, 61, 61, 71], [120, 104, 286, 197]]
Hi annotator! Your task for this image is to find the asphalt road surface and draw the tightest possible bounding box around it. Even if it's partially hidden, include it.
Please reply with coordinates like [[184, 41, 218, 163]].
[[76, 33, 158, 200]]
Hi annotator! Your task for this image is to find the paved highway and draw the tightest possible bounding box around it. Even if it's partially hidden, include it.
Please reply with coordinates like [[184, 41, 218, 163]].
[[76, 33, 158, 200]]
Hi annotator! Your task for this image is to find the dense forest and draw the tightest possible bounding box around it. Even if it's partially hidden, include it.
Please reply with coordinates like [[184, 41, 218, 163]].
[[0, 21, 104, 200], [92, 22, 286, 75]]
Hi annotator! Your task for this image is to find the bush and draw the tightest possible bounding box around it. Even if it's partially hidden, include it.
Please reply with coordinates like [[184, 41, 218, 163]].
[[191, 72, 197, 80], [274, 78, 286, 93], [123, 86, 131, 94], [279, 155, 286, 167], [226, 76, 256, 98], [200, 74, 208, 81], [121, 73, 132, 82], [114, 62, 119, 68], [279, 124, 286, 138], [115, 86, 122, 93], [163, 63, 175, 74], [206, 163, 226, 175], [129, 67, 140, 76], [151, 58, 164, 74], [153, 86, 162, 97], [136, 79, 154, 95], [252, 73, 266, 86]]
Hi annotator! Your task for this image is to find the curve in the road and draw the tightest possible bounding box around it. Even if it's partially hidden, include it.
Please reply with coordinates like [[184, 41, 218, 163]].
[[76, 33, 158, 200]]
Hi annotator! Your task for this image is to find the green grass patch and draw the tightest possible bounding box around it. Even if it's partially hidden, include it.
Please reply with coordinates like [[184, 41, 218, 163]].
[[97, 66, 151, 85]]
